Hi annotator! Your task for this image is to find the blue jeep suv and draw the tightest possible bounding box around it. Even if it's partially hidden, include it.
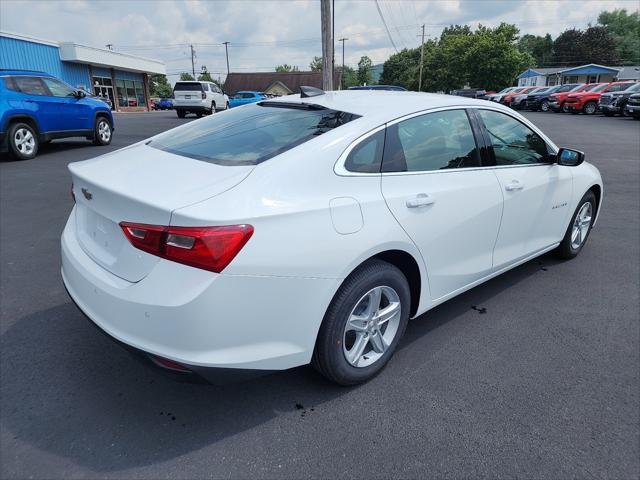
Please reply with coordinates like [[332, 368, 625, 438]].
[[0, 70, 114, 160]]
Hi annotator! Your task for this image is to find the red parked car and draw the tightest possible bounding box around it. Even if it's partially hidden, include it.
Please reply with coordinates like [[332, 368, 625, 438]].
[[500, 86, 537, 107], [548, 83, 592, 112], [564, 81, 636, 115]]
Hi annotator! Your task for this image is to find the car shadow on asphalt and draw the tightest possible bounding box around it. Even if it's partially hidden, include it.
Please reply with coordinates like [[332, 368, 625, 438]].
[[0, 252, 563, 473]]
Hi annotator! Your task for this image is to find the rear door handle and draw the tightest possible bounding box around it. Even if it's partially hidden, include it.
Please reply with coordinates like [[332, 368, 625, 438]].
[[505, 181, 524, 192], [406, 193, 435, 208]]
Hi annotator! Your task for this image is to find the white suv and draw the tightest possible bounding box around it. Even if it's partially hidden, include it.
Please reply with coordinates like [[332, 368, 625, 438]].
[[172, 81, 229, 118]]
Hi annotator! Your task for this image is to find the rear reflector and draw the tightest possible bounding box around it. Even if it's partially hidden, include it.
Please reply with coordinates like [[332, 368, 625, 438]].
[[120, 222, 253, 273], [149, 355, 192, 373]]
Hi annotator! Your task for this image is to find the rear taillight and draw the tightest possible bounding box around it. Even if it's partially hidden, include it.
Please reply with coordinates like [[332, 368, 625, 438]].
[[120, 222, 253, 273], [201, 91, 206, 99]]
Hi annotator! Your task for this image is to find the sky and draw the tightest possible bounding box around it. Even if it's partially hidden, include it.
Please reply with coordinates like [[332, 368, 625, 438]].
[[1, 0, 638, 84]]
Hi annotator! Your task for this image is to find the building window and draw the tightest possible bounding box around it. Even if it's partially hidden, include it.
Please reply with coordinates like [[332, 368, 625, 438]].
[[116, 78, 145, 107]]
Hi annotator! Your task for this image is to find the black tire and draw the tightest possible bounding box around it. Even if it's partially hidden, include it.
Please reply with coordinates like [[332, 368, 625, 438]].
[[555, 190, 597, 260], [196, 112, 203, 118], [92, 117, 112, 146], [210, 102, 216, 114], [7, 122, 38, 160], [312, 259, 411, 385], [177, 110, 186, 118], [540, 100, 550, 112], [561, 103, 569, 113], [583, 101, 597, 115]]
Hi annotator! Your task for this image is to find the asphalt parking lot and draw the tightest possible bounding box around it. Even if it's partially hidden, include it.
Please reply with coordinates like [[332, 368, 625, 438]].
[[1, 110, 638, 479]]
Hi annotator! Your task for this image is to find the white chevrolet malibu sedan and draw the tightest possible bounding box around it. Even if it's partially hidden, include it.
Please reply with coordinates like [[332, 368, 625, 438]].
[[62, 88, 603, 385]]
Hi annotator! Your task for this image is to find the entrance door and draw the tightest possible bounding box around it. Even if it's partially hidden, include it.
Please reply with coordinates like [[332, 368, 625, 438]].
[[475, 109, 573, 268]]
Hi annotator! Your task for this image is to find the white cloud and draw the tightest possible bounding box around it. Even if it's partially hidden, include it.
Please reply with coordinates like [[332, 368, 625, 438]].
[[0, 0, 637, 83]]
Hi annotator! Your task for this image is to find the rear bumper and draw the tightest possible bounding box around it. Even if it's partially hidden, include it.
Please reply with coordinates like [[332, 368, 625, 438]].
[[61, 210, 338, 374], [549, 101, 562, 111]]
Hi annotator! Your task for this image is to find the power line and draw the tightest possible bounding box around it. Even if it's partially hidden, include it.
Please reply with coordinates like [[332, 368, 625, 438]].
[[375, 0, 399, 52]]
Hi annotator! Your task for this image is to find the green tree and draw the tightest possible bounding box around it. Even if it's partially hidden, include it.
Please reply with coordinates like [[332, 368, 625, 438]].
[[179, 72, 195, 81], [552, 26, 621, 66], [380, 47, 422, 90], [517, 33, 553, 66], [598, 9, 640, 64], [552, 28, 586, 66], [464, 24, 534, 91], [309, 56, 323, 72], [581, 26, 621, 65], [197, 65, 214, 82], [337, 65, 358, 88], [149, 74, 172, 98], [275, 64, 299, 72], [357, 55, 373, 85]]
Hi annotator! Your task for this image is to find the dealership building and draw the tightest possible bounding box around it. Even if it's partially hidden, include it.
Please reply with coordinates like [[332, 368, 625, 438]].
[[0, 31, 165, 111]]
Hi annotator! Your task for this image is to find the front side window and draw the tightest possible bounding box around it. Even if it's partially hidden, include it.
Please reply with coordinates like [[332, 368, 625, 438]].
[[477, 109, 549, 165], [382, 109, 480, 172], [345, 129, 384, 173], [13, 76, 48, 96], [607, 83, 633, 93], [149, 103, 360, 165], [42, 77, 75, 97]]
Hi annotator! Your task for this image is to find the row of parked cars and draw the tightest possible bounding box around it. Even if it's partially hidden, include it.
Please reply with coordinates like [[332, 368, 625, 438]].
[[486, 81, 640, 118]]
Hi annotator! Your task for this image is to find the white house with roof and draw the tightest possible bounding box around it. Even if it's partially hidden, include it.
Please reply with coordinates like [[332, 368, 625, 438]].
[[517, 64, 640, 87]]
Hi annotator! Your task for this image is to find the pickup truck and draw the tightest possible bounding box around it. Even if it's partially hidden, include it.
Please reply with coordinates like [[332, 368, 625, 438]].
[[523, 83, 582, 111], [548, 83, 591, 112], [599, 82, 640, 116], [625, 93, 640, 118], [564, 81, 636, 115]]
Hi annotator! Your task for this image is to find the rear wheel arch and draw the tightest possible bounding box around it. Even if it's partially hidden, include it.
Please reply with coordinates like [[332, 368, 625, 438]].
[[339, 249, 422, 318], [6, 115, 40, 137]]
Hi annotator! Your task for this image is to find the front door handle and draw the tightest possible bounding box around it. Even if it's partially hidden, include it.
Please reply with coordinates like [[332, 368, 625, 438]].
[[505, 181, 524, 192], [406, 193, 435, 208]]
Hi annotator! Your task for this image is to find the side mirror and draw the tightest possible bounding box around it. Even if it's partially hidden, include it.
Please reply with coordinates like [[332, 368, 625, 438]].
[[74, 90, 86, 99], [556, 147, 585, 167]]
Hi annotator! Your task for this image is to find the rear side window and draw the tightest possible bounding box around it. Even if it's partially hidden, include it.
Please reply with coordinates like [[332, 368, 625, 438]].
[[174, 82, 203, 91], [382, 109, 480, 172], [12, 76, 49, 96], [345, 129, 384, 173], [149, 103, 360, 165]]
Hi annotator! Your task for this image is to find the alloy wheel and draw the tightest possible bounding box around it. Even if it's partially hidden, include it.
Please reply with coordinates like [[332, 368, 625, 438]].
[[584, 103, 597, 115], [570, 202, 592, 250], [342, 286, 401, 368], [98, 121, 111, 142], [14, 128, 35, 155]]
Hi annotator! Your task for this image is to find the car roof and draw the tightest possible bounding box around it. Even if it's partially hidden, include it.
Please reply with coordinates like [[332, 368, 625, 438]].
[[237, 90, 262, 94], [262, 90, 508, 124], [0, 69, 53, 77]]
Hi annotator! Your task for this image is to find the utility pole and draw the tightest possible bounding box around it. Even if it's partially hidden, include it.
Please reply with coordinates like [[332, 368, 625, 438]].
[[338, 38, 348, 90], [222, 41, 230, 77], [190, 44, 196, 78], [418, 24, 425, 92], [320, 0, 333, 90]]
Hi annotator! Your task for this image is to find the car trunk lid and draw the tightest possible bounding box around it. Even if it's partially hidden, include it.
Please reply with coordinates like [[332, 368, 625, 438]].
[[69, 143, 253, 282]]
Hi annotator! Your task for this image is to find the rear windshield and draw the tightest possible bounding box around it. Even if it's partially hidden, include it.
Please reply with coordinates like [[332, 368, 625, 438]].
[[174, 82, 203, 91], [148, 103, 361, 165]]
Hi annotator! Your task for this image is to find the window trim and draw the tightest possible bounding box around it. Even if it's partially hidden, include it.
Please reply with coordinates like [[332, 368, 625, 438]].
[[333, 104, 558, 177]]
